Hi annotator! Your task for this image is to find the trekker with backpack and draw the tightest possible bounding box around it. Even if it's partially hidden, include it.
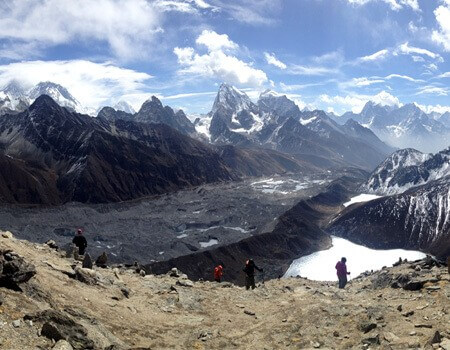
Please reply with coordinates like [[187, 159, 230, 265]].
[[72, 228, 88, 256], [243, 259, 263, 290], [214, 262, 224, 282], [335, 257, 350, 289]]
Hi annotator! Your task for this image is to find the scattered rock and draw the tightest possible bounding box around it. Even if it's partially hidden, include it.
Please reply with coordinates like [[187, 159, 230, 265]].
[[397, 304, 403, 312], [82, 254, 93, 269], [0, 249, 36, 290], [244, 310, 255, 316], [403, 280, 425, 291], [95, 252, 108, 268], [333, 331, 339, 337], [120, 287, 130, 298], [0, 231, 13, 239], [428, 331, 442, 344], [65, 244, 77, 259], [176, 279, 194, 287], [12, 319, 21, 328], [45, 240, 59, 250], [440, 338, 450, 350], [359, 322, 377, 333], [139, 270, 146, 277], [402, 311, 415, 317], [168, 268, 181, 278], [0, 293, 4, 305], [414, 323, 433, 328], [74, 266, 98, 285], [53, 340, 74, 350], [384, 332, 400, 343], [362, 334, 380, 345], [25, 310, 95, 350], [425, 286, 440, 291]]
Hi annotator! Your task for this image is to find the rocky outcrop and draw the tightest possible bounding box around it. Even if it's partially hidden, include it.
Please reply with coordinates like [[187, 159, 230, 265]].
[[0, 234, 448, 350], [0, 249, 36, 290]]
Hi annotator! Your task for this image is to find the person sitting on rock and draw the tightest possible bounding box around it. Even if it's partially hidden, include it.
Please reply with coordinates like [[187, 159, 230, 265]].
[[72, 229, 87, 256], [214, 262, 224, 283], [336, 257, 350, 289], [243, 259, 263, 290]]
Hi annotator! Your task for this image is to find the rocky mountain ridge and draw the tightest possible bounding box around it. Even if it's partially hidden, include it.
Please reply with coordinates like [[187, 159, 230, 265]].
[[0, 231, 449, 350], [363, 147, 450, 195], [204, 83, 394, 171], [0, 95, 316, 205], [339, 101, 450, 153]]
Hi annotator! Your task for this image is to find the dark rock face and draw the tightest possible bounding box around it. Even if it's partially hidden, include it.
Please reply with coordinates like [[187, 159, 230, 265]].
[[25, 309, 95, 350], [207, 85, 394, 171], [0, 249, 36, 290], [0, 95, 235, 204], [363, 147, 449, 194], [98, 95, 196, 135], [329, 177, 450, 259]]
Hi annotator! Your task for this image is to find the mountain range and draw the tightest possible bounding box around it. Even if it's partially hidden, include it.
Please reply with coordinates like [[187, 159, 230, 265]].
[[0, 95, 317, 205], [339, 101, 450, 153], [198, 84, 394, 170], [329, 146, 450, 259]]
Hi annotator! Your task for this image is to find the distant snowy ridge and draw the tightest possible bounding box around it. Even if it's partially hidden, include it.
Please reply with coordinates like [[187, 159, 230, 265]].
[[363, 147, 450, 195]]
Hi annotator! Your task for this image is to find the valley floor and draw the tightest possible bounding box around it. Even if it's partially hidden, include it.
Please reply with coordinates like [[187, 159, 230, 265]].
[[1, 233, 449, 350]]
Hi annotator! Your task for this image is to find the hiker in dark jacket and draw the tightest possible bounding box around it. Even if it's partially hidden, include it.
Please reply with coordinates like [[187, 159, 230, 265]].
[[72, 228, 87, 255], [243, 259, 263, 290], [335, 257, 350, 289]]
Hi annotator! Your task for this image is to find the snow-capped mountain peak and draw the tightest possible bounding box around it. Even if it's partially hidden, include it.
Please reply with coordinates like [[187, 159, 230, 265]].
[[29, 81, 81, 112], [113, 101, 136, 114], [363, 147, 450, 195], [211, 83, 253, 115]]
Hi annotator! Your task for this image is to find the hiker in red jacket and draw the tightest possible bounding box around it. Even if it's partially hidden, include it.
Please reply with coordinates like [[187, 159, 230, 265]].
[[335, 257, 350, 289], [214, 263, 224, 283]]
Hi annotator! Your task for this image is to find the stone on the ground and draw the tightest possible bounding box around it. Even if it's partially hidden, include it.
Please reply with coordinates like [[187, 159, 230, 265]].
[[1, 231, 13, 239], [25, 309, 94, 350], [440, 338, 450, 350], [176, 279, 194, 287], [0, 249, 36, 290], [429, 331, 441, 344], [95, 252, 108, 268], [82, 254, 93, 269], [120, 287, 130, 298], [53, 340, 74, 350], [12, 319, 21, 328], [45, 240, 59, 250], [359, 322, 377, 333], [74, 266, 99, 285], [169, 268, 181, 277]]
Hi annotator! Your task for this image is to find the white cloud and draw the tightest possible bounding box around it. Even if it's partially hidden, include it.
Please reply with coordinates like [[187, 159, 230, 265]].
[[319, 90, 401, 113], [437, 72, 450, 78], [352, 77, 385, 87], [411, 55, 425, 62], [196, 30, 238, 51], [385, 74, 422, 82], [289, 65, 338, 76], [0, 60, 152, 109], [264, 52, 287, 69], [360, 49, 389, 61], [0, 0, 163, 60], [209, 0, 282, 25], [432, 0, 450, 52], [398, 42, 440, 59], [174, 30, 268, 87], [416, 85, 448, 96], [347, 0, 419, 11]]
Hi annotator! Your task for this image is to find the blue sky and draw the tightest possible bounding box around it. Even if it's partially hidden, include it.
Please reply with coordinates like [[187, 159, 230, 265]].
[[0, 0, 449, 115]]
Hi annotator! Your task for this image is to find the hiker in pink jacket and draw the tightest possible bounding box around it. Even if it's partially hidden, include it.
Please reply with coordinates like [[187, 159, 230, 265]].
[[335, 257, 350, 289]]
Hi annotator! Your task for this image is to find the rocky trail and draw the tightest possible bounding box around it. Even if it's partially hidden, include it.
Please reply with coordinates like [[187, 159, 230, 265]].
[[0, 231, 449, 350]]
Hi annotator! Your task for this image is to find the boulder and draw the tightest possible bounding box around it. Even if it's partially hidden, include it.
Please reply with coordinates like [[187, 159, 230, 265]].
[[0, 249, 36, 290], [45, 240, 59, 250], [74, 266, 99, 285], [0, 231, 13, 239], [95, 252, 108, 268], [53, 340, 74, 350], [25, 310, 94, 350], [82, 254, 93, 269]]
